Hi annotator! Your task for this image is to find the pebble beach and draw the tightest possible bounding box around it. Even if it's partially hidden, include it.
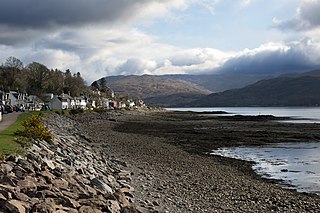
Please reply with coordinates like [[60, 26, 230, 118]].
[[1, 109, 320, 212]]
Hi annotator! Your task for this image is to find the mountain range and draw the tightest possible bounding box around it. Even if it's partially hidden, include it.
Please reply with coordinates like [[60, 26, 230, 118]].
[[103, 75, 211, 106], [186, 70, 320, 107], [99, 70, 320, 107]]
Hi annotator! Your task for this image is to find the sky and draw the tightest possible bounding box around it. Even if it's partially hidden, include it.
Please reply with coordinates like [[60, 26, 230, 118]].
[[1, 0, 320, 83]]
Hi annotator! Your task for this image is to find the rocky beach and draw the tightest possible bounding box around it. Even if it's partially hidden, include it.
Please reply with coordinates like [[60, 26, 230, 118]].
[[1, 110, 320, 212]]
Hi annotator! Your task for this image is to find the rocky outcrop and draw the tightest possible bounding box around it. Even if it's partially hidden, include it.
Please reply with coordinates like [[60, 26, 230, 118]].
[[0, 113, 138, 213]]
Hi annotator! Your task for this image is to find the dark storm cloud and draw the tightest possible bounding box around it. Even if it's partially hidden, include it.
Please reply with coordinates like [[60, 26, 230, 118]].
[[217, 44, 318, 75], [0, 0, 152, 29], [274, 0, 320, 31]]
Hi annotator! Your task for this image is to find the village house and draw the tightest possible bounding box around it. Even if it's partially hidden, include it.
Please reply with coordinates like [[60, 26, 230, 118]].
[[48, 94, 91, 110], [48, 94, 73, 110], [74, 96, 87, 109], [27, 95, 44, 111], [0, 91, 27, 106], [127, 99, 136, 108]]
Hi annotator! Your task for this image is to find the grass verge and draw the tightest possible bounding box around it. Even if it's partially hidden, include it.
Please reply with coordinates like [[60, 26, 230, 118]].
[[0, 112, 40, 156]]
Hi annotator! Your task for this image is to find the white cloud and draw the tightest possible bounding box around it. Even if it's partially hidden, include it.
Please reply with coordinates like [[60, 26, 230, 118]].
[[217, 39, 320, 74], [2, 23, 320, 83], [0, 25, 233, 83], [1, 0, 320, 85], [273, 0, 320, 31]]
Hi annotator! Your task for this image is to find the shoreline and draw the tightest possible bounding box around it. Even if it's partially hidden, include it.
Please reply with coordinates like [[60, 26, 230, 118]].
[[73, 110, 320, 212], [1, 109, 319, 212]]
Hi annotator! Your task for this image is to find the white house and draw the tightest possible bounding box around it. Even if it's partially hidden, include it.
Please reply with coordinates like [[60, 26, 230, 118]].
[[0, 91, 28, 106], [127, 100, 136, 108], [60, 93, 73, 109], [74, 96, 87, 109]]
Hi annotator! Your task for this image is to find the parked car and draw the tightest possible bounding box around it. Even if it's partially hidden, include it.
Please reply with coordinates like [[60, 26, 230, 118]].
[[41, 104, 50, 111], [4, 105, 13, 113], [13, 105, 24, 112]]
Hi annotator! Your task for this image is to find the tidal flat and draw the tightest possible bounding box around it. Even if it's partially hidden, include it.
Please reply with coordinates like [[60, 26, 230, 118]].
[[72, 110, 320, 212]]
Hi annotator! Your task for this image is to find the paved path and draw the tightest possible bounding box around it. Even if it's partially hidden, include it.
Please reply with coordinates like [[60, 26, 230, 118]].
[[0, 112, 21, 132]]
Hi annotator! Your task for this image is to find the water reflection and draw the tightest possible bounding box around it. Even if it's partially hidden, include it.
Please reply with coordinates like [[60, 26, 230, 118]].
[[211, 142, 320, 194]]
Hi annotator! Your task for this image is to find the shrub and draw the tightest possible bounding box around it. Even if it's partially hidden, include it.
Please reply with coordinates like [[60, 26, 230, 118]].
[[14, 136, 32, 148], [15, 115, 53, 144]]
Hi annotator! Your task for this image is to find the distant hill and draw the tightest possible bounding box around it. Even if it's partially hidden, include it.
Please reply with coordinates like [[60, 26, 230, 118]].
[[159, 73, 272, 93], [102, 73, 274, 106], [186, 70, 320, 107], [104, 75, 211, 106]]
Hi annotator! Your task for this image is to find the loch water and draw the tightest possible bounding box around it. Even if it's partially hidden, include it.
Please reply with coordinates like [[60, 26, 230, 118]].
[[168, 107, 320, 123], [211, 143, 320, 194], [168, 107, 320, 194]]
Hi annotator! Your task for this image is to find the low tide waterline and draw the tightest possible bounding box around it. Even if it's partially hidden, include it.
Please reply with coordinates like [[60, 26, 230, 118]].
[[167, 107, 320, 123], [167, 107, 320, 194], [211, 143, 320, 194]]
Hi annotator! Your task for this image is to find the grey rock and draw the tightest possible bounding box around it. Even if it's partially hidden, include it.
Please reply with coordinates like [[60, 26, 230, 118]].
[[107, 200, 121, 213], [0, 163, 13, 174], [79, 206, 102, 213], [42, 158, 56, 170], [90, 178, 113, 194], [5, 199, 26, 213]]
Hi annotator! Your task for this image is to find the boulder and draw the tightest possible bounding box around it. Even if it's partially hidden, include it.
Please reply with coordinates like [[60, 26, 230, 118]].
[[0, 163, 13, 174], [42, 159, 56, 170], [79, 206, 103, 213], [107, 200, 121, 213], [40, 170, 56, 182], [17, 177, 37, 194], [0, 113, 140, 213], [0, 192, 7, 201], [5, 199, 26, 213], [114, 190, 130, 207], [90, 178, 113, 194]]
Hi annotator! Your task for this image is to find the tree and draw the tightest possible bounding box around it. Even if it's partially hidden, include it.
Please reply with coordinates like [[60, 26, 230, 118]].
[[26, 62, 49, 96], [99, 78, 109, 93], [0, 57, 88, 97], [46, 69, 64, 95], [73, 72, 86, 96], [0, 57, 25, 91], [91, 81, 100, 90], [5, 56, 24, 69], [62, 69, 87, 96]]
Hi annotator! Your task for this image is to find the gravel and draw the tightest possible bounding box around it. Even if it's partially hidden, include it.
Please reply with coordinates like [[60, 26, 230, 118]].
[[73, 110, 320, 212]]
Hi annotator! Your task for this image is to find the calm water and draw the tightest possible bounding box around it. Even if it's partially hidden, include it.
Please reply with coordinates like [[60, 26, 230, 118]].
[[211, 143, 320, 194], [168, 107, 320, 123], [167, 107, 320, 194]]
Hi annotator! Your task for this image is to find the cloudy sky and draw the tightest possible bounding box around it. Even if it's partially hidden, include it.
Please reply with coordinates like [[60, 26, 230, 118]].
[[1, 0, 320, 83]]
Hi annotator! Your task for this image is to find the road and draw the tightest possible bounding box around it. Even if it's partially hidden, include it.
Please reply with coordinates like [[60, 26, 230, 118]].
[[0, 112, 21, 132]]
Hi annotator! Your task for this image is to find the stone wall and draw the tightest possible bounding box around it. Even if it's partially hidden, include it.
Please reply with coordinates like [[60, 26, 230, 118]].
[[0, 113, 139, 213]]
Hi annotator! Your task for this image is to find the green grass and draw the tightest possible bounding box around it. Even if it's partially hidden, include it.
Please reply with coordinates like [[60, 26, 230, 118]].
[[0, 112, 40, 156]]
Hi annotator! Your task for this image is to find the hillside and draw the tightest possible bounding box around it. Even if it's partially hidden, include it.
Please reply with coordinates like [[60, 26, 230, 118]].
[[104, 75, 211, 106], [187, 71, 320, 107], [159, 73, 272, 93]]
